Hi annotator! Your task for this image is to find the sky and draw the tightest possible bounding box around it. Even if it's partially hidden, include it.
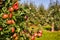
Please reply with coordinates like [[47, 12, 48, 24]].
[[19, 0, 60, 9]]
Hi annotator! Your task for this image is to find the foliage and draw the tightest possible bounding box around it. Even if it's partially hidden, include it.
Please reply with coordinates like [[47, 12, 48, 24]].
[[0, 0, 31, 40], [0, 0, 60, 40], [43, 25, 51, 31]]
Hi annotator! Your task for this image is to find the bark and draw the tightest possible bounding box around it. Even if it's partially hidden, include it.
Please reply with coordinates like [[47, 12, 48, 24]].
[[51, 22, 54, 32]]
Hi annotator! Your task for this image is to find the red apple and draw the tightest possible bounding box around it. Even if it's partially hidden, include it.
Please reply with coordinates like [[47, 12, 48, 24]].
[[13, 5, 18, 10], [6, 20, 12, 24], [0, 27, 2, 31], [13, 33, 17, 38], [2, 14, 8, 19], [9, 13, 13, 18], [31, 36, 35, 40], [39, 30, 42, 34], [7, 20, 15, 24], [34, 33, 38, 37], [13, 2, 19, 10], [11, 27, 15, 33], [11, 20, 15, 24], [9, 7, 14, 12], [38, 33, 42, 37]]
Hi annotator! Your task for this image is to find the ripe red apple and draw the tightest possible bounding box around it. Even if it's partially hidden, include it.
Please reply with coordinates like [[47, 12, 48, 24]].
[[6, 20, 12, 24], [11, 20, 15, 24], [38, 33, 42, 37], [39, 30, 42, 34], [13, 2, 19, 10], [13, 33, 17, 38], [9, 7, 14, 12], [34, 33, 38, 37], [7, 20, 15, 24], [13, 5, 18, 10], [31, 36, 35, 40], [11, 27, 15, 33], [0, 27, 2, 31], [2, 14, 8, 19], [9, 13, 13, 18]]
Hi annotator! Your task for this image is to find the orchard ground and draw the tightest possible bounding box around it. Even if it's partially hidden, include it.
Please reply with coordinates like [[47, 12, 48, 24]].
[[36, 30, 60, 40]]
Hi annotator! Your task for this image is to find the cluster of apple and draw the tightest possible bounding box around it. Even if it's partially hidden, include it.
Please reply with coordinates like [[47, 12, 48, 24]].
[[31, 30, 42, 40], [11, 26, 18, 39], [0, 1, 19, 39], [9, 1, 19, 12], [2, 1, 19, 24], [2, 13, 15, 24]]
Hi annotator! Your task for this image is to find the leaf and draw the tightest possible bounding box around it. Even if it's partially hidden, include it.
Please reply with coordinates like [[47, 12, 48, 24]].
[[1, 32, 4, 35], [5, 0, 10, 6], [20, 12, 25, 16], [12, 16, 16, 21], [6, 38, 10, 40]]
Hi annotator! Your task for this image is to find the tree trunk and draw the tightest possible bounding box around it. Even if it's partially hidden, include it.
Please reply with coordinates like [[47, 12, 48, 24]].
[[51, 22, 54, 32]]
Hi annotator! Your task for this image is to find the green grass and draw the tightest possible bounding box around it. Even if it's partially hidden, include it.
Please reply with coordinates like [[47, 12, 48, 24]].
[[36, 30, 60, 40]]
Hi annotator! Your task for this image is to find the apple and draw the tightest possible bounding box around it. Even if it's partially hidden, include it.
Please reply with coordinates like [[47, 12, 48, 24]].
[[31, 36, 35, 40], [9, 13, 13, 18], [34, 33, 38, 37], [6, 20, 12, 24], [2, 14, 8, 19], [9, 7, 14, 12], [0, 27, 2, 31], [11, 27, 15, 33], [39, 30, 42, 34], [38, 33, 42, 37], [13, 33, 17, 38], [13, 2, 19, 10], [13, 5, 18, 10], [11, 20, 15, 24]]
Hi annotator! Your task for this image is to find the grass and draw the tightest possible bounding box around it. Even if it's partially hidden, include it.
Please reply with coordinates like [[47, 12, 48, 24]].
[[36, 30, 60, 40]]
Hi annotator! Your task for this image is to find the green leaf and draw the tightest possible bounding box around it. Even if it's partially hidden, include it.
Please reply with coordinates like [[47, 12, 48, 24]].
[[12, 16, 16, 21]]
